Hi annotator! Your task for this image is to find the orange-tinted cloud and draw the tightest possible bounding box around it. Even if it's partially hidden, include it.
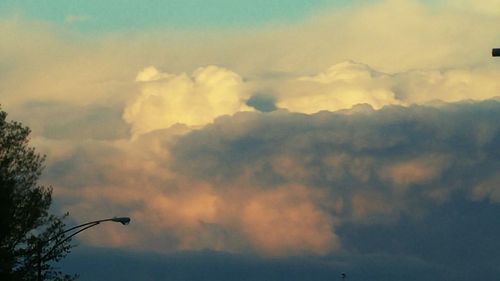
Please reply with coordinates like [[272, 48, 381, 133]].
[[3, 0, 500, 259], [380, 156, 448, 187], [241, 185, 338, 255]]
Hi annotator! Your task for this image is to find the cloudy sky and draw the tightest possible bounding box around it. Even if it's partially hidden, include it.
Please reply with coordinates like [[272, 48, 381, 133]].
[[2, 0, 500, 280]]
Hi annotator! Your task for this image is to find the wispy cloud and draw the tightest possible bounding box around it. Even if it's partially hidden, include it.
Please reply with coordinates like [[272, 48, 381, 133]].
[[64, 14, 92, 24]]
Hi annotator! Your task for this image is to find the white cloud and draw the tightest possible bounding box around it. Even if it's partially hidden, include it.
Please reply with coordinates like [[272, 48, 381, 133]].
[[3, 0, 500, 258], [123, 66, 252, 137], [135, 66, 173, 82], [274, 61, 500, 114], [122, 60, 500, 136], [276, 61, 401, 113]]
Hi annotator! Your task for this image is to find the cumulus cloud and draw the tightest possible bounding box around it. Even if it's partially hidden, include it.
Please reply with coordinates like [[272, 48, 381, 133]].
[[276, 61, 400, 113], [3, 0, 499, 109], [2, 0, 500, 141], [123, 66, 252, 137], [379, 155, 448, 187], [3, 0, 500, 274], [170, 100, 500, 223], [241, 184, 338, 255], [119, 60, 500, 138], [45, 135, 338, 255], [35, 99, 500, 259], [472, 173, 500, 202], [275, 61, 500, 114]]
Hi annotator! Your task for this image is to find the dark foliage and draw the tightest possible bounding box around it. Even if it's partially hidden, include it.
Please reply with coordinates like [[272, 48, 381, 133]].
[[0, 108, 75, 280]]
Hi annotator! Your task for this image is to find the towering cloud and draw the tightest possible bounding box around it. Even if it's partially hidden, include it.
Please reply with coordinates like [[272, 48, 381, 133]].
[[276, 61, 401, 113], [123, 66, 251, 137], [121, 61, 500, 137], [2, 0, 500, 279], [276, 61, 500, 114], [41, 99, 500, 262]]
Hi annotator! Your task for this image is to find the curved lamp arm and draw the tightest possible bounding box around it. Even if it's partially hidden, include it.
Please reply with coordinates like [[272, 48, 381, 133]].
[[41, 217, 131, 262], [59, 217, 130, 237]]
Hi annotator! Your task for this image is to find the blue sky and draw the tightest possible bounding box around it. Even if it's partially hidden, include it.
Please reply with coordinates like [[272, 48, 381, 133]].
[[0, 0, 355, 32]]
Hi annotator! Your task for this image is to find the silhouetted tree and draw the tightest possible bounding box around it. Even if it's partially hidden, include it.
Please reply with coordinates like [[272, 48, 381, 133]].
[[0, 107, 75, 280]]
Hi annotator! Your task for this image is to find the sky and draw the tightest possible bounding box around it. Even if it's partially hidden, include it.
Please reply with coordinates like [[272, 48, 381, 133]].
[[2, 0, 500, 280], [0, 0, 345, 31]]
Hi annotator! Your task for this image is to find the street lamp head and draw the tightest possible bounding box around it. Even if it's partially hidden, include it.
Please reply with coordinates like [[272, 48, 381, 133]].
[[111, 217, 131, 225], [493, 48, 500, 57]]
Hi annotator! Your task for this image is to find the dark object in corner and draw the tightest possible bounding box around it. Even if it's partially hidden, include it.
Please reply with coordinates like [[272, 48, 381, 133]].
[[493, 48, 500, 57]]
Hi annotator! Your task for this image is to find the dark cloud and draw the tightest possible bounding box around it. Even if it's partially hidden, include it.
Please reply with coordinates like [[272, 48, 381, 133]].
[[42, 99, 500, 279], [61, 246, 447, 281], [42, 142, 121, 188], [171, 100, 500, 194], [165, 100, 500, 278], [246, 95, 278, 112], [338, 198, 500, 280]]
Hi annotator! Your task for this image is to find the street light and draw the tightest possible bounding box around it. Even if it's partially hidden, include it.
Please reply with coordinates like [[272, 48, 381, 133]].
[[111, 217, 131, 225], [37, 216, 131, 281], [493, 48, 500, 57]]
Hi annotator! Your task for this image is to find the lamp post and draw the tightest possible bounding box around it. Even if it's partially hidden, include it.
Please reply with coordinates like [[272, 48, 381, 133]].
[[37, 217, 131, 281], [493, 48, 500, 57]]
